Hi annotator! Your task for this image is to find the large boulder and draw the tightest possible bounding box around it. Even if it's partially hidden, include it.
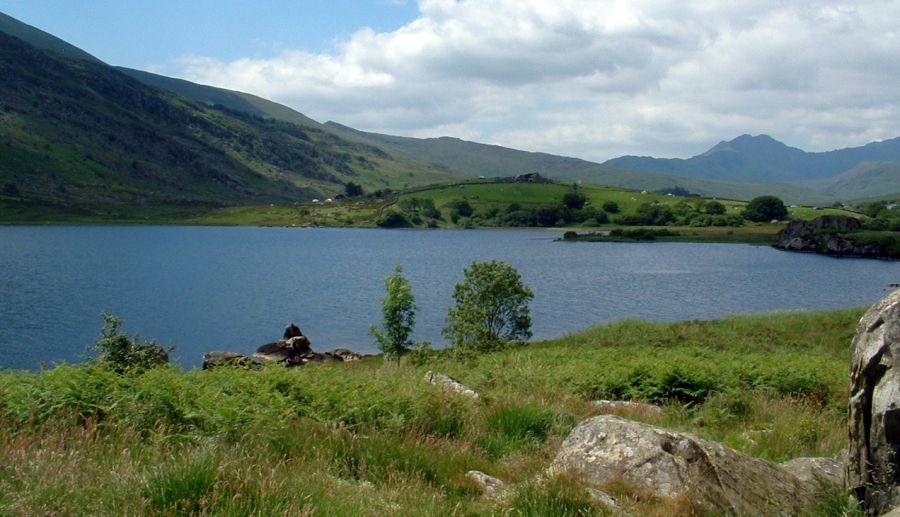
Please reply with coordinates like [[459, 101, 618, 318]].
[[849, 289, 900, 515], [551, 414, 817, 515]]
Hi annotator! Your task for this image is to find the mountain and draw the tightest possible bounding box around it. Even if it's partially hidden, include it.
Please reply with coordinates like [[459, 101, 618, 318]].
[[0, 11, 103, 64], [116, 67, 324, 130], [819, 161, 900, 200], [2, 11, 895, 207], [0, 29, 457, 206], [605, 134, 900, 183]]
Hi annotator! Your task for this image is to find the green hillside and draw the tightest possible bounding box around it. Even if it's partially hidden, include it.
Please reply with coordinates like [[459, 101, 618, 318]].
[[820, 161, 900, 200], [116, 68, 324, 130], [0, 31, 458, 210]]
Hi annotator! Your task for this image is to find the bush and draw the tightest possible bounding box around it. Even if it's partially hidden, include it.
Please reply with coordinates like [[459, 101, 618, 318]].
[[704, 200, 727, 215], [376, 211, 412, 228], [743, 195, 788, 222], [93, 313, 170, 373], [443, 261, 534, 351], [344, 181, 363, 197], [561, 191, 586, 210], [602, 200, 620, 213]]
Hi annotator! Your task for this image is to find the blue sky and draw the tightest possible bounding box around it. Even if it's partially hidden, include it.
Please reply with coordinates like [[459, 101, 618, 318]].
[[2, 1, 899, 161], [0, 1, 418, 68]]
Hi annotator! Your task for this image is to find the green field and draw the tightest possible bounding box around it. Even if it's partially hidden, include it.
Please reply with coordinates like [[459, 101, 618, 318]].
[[0, 308, 861, 515]]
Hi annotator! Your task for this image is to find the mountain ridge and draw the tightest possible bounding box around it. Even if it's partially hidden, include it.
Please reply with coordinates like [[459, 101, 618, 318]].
[[3, 10, 900, 205]]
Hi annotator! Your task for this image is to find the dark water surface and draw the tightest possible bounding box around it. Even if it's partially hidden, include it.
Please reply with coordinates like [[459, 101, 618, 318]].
[[1, 226, 897, 370]]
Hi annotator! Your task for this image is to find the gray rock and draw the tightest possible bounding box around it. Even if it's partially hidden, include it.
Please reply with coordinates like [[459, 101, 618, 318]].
[[585, 488, 630, 516], [466, 470, 505, 499], [849, 289, 900, 515], [201, 351, 255, 370], [551, 414, 815, 515], [781, 456, 845, 488], [327, 348, 364, 362], [424, 371, 479, 399]]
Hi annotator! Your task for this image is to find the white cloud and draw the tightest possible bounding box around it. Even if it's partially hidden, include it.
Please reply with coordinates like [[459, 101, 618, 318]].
[[177, 0, 900, 161]]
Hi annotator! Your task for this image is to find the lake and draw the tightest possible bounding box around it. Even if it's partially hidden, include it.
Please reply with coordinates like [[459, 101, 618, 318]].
[[1, 226, 897, 370]]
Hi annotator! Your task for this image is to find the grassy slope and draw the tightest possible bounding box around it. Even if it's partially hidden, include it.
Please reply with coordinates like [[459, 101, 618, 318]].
[[0, 31, 460, 210], [0, 309, 861, 515]]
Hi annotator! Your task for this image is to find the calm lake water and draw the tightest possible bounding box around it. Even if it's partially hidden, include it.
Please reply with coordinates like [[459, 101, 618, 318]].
[[1, 226, 898, 370]]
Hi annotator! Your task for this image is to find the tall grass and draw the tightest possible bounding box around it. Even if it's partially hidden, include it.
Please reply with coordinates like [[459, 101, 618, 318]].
[[0, 308, 861, 515]]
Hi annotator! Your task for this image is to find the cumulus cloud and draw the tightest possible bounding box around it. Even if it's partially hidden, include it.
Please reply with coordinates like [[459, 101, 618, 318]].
[[178, 0, 900, 161]]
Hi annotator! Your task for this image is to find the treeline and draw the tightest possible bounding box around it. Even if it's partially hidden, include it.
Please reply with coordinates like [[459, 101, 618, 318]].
[[378, 188, 788, 229]]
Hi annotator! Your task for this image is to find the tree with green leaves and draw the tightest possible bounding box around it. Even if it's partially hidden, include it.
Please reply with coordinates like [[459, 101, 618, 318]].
[[443, 260, 534, 351], [369, 266, 417, 361], [344, 181, 364, 197], [743, 195, 788, 222]]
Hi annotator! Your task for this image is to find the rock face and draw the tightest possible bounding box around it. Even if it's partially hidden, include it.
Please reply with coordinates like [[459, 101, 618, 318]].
[[551, 414, 816, 515], [775, 215, 888, 258], [849, 289, 900, 515]]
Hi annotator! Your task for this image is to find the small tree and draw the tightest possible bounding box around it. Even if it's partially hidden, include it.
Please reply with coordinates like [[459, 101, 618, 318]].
[[370, 266, 417, 361], [743, 195, 788, 222], [562, 190, 587, 210], [601, 200, 620, 214], [93, 312, 170, 372], [703, 200, 727, 215], [443, 261, 534, 351], [344, 181, 364, 197]]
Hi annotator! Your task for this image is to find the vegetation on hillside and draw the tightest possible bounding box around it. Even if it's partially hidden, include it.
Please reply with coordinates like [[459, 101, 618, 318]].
[[0, 31, 457, 210], [0, 308, 861, 515]]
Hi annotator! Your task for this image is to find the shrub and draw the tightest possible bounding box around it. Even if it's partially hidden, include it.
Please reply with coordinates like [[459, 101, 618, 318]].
[[93, 313, 170, 373], [376, 211, 412, 228], [443, 261, 534, 351], [602, 200, 620, 213], [561, 190, 586, 210]]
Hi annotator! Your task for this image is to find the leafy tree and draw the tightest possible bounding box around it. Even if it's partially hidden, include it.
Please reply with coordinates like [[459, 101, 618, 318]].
[[862, 202, 888, 218], [703, 200, 727, 215], [443, 261, 534, 351], [561, 190, 587, 210], [93, 312, 170, 372], [344, 181, 364, 197], [601, 201, 620, 214], [535, 205, 564, 226], [447, 199, 474, 218], [369, 266, 417, 361], [376, 211, 412, 228], [743, 195, 788, 222]]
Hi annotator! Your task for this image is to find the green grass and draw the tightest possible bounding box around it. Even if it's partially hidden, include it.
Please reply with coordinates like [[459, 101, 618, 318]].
[[0, 308, 862, 515]]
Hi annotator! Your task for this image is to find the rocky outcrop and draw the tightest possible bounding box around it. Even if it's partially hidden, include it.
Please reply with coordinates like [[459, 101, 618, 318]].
[[200, 325, 366, 369], [849, 289, 900, 515], [424, 371, 480, 399], [551, 414, 818, 515], [775, 215, 890, 258], [202, 351, 256, 370]]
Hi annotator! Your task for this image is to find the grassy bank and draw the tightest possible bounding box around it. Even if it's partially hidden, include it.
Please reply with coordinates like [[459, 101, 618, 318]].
[[0, 308, 862, 515]]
